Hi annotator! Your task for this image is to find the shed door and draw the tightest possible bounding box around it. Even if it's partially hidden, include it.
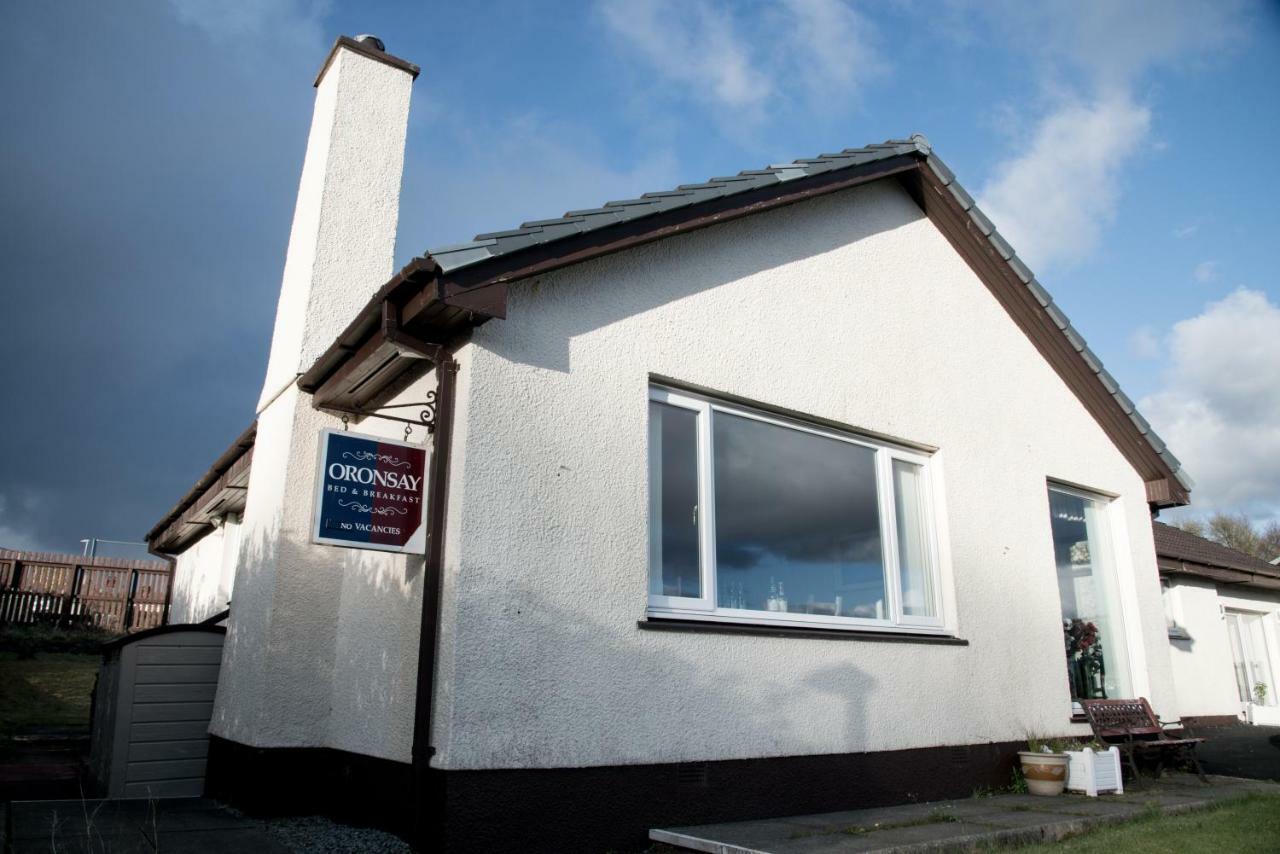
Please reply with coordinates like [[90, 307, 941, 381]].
[[115, 632, 223, 798]]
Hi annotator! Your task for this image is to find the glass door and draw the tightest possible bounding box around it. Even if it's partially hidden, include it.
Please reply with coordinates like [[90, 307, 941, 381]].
[[1047, 485, 1131, 713], [1225, 611, 1276, 713]]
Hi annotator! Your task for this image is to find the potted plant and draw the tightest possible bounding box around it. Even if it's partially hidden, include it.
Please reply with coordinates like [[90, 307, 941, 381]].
[[1063, 739, 1123, 797], [1064, 619, 1106, 700], [1018, 736, 1071, 796], [1246, 682, 1280, 725]]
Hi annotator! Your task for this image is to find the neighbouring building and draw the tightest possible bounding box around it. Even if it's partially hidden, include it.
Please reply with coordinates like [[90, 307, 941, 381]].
[[145, 35, 1200, 852], [1155, 521, 1280, 727]]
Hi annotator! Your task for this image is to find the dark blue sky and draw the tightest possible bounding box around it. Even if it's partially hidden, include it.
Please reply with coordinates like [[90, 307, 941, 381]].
[[2, 1, 1278, 553]]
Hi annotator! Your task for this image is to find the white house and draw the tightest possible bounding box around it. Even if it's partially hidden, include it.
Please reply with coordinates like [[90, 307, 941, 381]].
[[1156, 521, 1280, 728], [146, 35, 1196, 851]]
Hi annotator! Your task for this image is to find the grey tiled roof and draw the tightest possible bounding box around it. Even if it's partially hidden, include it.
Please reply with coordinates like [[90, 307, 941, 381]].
[[429, 139, 924, 273], [1153, 521, 1280, 576], [428, 134, 1191, 494]]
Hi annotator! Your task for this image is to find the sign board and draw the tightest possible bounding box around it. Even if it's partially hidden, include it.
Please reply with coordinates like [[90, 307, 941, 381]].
[[312, 429, 428, 553]]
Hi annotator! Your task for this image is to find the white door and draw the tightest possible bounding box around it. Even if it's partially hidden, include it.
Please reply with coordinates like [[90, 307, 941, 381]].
[[1225, 610, 1275, 715]]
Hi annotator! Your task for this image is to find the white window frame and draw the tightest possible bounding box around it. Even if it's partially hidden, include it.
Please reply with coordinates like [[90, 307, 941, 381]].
[[647, 385, 947, 634]]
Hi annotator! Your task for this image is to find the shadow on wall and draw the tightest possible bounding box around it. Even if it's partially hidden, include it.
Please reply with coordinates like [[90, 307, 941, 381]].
[[444, 572, 873, 770], [476, 182, 918, 375], [209, 504, 425, 758]]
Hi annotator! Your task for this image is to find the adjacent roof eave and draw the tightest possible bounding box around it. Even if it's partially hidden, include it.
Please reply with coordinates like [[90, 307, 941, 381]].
[[297, 136, 1190, 508], [146, 422, 257, 553], [1158, 558, 1280, 592], [1152, 521, 1280, 579]]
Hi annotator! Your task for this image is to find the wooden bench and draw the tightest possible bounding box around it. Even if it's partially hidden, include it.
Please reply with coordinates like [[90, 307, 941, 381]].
[[1081, 698, 1207, 784]]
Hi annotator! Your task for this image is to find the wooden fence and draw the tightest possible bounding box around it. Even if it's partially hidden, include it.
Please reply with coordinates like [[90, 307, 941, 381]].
[[0, 549, 171, 634]]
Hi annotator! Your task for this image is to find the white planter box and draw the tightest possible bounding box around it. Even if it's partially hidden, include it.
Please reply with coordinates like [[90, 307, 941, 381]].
[[1065, 747, 1123, 797], [1246, 703, 1280, 726]]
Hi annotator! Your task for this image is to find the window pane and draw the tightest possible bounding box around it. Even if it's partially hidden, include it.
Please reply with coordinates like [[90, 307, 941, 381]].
[[893, 460, 935, 618], [713, 412, 886, 619], [1243, 614, 1275, 706], [1048, 487, 1131, 701], [1226, 614, 1252, 704], [648, 402, 701, 598]]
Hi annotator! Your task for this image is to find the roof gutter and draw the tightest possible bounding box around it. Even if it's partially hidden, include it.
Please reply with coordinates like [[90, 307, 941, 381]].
[[145, 422, 257, 547], [1158, 559, 1280, 591]]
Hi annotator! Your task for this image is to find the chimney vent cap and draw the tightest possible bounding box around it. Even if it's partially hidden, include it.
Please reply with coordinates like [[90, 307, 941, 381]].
[[354, 34, 386, 52]]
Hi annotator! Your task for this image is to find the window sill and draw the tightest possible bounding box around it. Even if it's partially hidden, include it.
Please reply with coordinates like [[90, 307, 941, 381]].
[[638, 617, 968, 645]]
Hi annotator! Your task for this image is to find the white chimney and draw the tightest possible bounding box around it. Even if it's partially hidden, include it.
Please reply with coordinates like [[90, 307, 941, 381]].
[[257, 35, 419, 412], [209, 35, 419, 753]]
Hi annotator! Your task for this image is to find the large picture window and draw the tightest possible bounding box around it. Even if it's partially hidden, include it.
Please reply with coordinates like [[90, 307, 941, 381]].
[[647, 386, 945, 632], [1047, 484, 1132, 708]]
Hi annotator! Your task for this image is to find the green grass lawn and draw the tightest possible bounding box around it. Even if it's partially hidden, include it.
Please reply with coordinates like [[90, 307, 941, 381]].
[[1014, 792, 1280, 852], [0, 651, 99, 737]]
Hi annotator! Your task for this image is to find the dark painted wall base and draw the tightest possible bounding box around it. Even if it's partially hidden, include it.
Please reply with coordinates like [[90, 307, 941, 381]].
[[209, 736, 1024, 853], [205, 735, 414, 837], [440, 741, 1023, 853]]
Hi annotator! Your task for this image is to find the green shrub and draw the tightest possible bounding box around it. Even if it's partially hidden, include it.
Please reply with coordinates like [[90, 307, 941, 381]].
[[0, 624, 119, 658]]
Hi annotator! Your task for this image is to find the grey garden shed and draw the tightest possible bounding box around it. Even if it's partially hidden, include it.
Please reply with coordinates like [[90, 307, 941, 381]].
[[88, 619, 225, 798]]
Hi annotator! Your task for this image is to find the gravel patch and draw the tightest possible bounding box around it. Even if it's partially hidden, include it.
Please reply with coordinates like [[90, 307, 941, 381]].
[[266, 815, 413, 853]]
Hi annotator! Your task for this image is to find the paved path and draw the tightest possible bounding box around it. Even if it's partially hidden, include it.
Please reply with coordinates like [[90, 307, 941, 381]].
[[651, 774, 1279, 853]]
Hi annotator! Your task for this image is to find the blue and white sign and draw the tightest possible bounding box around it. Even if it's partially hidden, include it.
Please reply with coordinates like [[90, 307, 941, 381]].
[[311, 429, 428, 553]]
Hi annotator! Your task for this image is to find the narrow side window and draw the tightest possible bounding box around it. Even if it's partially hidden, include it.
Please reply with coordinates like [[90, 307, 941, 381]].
[[648, 401, 701, 599]]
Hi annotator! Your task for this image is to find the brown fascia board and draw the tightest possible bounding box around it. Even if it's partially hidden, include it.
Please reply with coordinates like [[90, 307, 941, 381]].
[[150, 448, 253, 554], [298, 256, 445, 394], [906, 162, 1188, 507], [146, 422, 257, 549], [298, 150, 1188, 507], [1159, 558, 1280, 592]]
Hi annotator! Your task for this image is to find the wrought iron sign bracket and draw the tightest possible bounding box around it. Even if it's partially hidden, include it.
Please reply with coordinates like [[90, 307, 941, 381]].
[[340, 391, 440, 434]]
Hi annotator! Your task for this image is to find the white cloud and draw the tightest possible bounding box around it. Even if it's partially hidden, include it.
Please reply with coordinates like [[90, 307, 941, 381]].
[[990, 0, 1248, 88], [599, 0, 772, 114], [977, 94, 1150, 271], [1129, 324, 1161, 360], [1141, 289, 1280, 521], [598, 0, 881, 120], [973, 0, 1249, 273], [778, 0, 883, 93], [1173, 224, 1199, 239], [168, 0, 327, 48], [1192, 260, 1219, 283]]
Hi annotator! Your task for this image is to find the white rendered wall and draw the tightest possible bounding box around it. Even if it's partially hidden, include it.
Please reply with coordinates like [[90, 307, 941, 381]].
[[168, 516, 240, 624], [1166, 578, 1238, 719], [169, 526, 225, 624], [422, 180, 1179, 770], [1168, 579, 1280, 719]]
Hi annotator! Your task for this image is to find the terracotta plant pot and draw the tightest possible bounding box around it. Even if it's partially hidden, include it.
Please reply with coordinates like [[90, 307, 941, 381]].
[[1018, 751, 1069, 796]]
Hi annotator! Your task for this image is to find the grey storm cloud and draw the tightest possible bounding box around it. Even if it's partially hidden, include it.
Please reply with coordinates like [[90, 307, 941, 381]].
[[0, 2, 319, 552]]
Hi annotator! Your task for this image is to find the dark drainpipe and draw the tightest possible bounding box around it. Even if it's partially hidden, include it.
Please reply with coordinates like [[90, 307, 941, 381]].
[[147, 543, 177, 626], [404, 342, 459, 846]]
